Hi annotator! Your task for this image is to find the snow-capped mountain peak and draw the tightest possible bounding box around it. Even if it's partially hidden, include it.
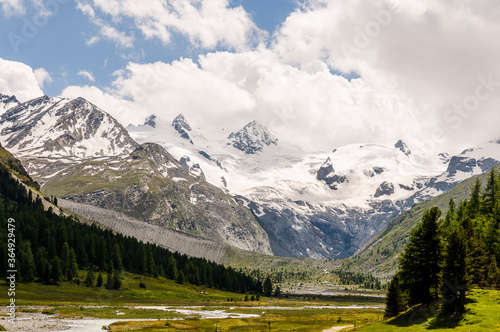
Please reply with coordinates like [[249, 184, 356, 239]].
[[143, 114, 157, 128], [172, 113, 191, 131], [172, 113, 193, 144], [227, 120, 278, 154], [0, 95, 138, 181]]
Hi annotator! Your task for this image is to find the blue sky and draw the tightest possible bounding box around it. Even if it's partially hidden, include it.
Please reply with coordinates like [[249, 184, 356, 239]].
[[0, 0, 297, 97], [1, 0, 499, 154]]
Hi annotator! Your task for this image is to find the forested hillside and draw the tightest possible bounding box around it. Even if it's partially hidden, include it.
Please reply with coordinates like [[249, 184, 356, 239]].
[[0, 163, 267, 295], [385, 169, 500, 318]]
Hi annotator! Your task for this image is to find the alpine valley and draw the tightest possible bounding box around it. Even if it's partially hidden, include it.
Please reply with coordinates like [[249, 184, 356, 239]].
[[1, 92, 500, 263]]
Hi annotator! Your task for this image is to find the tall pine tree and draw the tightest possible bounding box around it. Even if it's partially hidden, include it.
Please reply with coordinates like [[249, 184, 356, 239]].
[[385, 273, 406, 318], [441, 228, 469, 315], [399, 207, 443, 305]]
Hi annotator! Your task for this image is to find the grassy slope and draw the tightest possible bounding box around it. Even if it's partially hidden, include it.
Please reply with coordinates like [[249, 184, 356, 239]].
[[0, 270, 253, 306], [0, 143, 39, 189], [358, 288, 500, 331], [341, 172, 491, 279]]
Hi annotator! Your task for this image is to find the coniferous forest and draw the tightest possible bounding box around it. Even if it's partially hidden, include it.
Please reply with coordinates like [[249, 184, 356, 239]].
[[385, 169, 500, 318], [0, 164, 266, 294]]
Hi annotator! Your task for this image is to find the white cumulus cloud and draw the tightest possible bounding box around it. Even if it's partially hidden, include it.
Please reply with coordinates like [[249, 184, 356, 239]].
[[77, 0, 265, 50], [0, 0, 25, 16], [0, 58, 44, 102], [34, 68, 52, 89]]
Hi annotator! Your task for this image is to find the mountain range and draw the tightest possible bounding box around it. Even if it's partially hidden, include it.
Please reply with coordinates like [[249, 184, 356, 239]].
[[1, 92, 500, 262]]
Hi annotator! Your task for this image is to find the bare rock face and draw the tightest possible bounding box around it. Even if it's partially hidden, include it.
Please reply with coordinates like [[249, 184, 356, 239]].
[[316, 157, 347, 190], [227, 120, 278, 154], [0, 94, 19, 111], [43, 143, 272, 255], [180, 155, 206, 180], [143, 114, 157, 128], [172, 114, 193, 144], [395, 140, 411, 156], [374, 181, 395, 198]]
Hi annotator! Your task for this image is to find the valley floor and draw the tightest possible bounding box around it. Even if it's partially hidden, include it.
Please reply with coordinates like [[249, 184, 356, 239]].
[[0, 271, 384, 332], [2, 271, 496, 331]]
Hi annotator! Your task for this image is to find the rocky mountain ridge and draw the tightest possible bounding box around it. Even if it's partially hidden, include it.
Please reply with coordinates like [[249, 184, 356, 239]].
[[3, 93, 500, 261], [42, 142, 272, 254], [128, 112, 500, 259], [0, 95, 138, 184]]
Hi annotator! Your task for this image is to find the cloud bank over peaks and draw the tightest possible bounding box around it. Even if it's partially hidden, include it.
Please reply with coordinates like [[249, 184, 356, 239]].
[[272, 0, 500, 153], [61, 50, 423, 153]]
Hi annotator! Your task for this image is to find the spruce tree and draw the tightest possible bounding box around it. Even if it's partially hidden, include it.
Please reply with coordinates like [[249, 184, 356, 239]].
[[112, 271, 122, 290], [85, 271, 94, 287], [60, 242, 70, 280], [486, 255, 500, 286], [442, 228, 469, 315], [468, 179, 482, 219], [385, 273, 405, 318], [96, 272, 103, 287], [41, 258, 51, 285], [112, 244, 123, 272], [20, 242, 36, 282], [50, 257, 62, 285], [106, 272, 113, 289], [146, 246, 156, 277], [263, 276, 273, 297], [134, 242, 147, 274], [68, 248, 78, 281], [399, 207, 443, 305], [176, 270, 186, 284], [273, 286, 282, 298], [483, 169, 498, 214], [166, 256, 177, 280], [96, 237, 107, 271]]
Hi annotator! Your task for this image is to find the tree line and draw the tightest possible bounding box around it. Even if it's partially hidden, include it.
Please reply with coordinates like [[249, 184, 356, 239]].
[[0, 164, 270, 295], [385, 168, 500, 318]]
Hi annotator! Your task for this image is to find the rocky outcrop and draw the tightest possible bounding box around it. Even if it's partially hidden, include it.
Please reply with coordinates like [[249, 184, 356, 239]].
[[172, 114, 193, 144], [374, 181, 395, 198], [180, 155, 206, 180], [316, 157, 347, 190], [446, 156, 477, 176], [143, 114, 157, 128], [395, 140, 411, 156], [0, 94, 18, 111]]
